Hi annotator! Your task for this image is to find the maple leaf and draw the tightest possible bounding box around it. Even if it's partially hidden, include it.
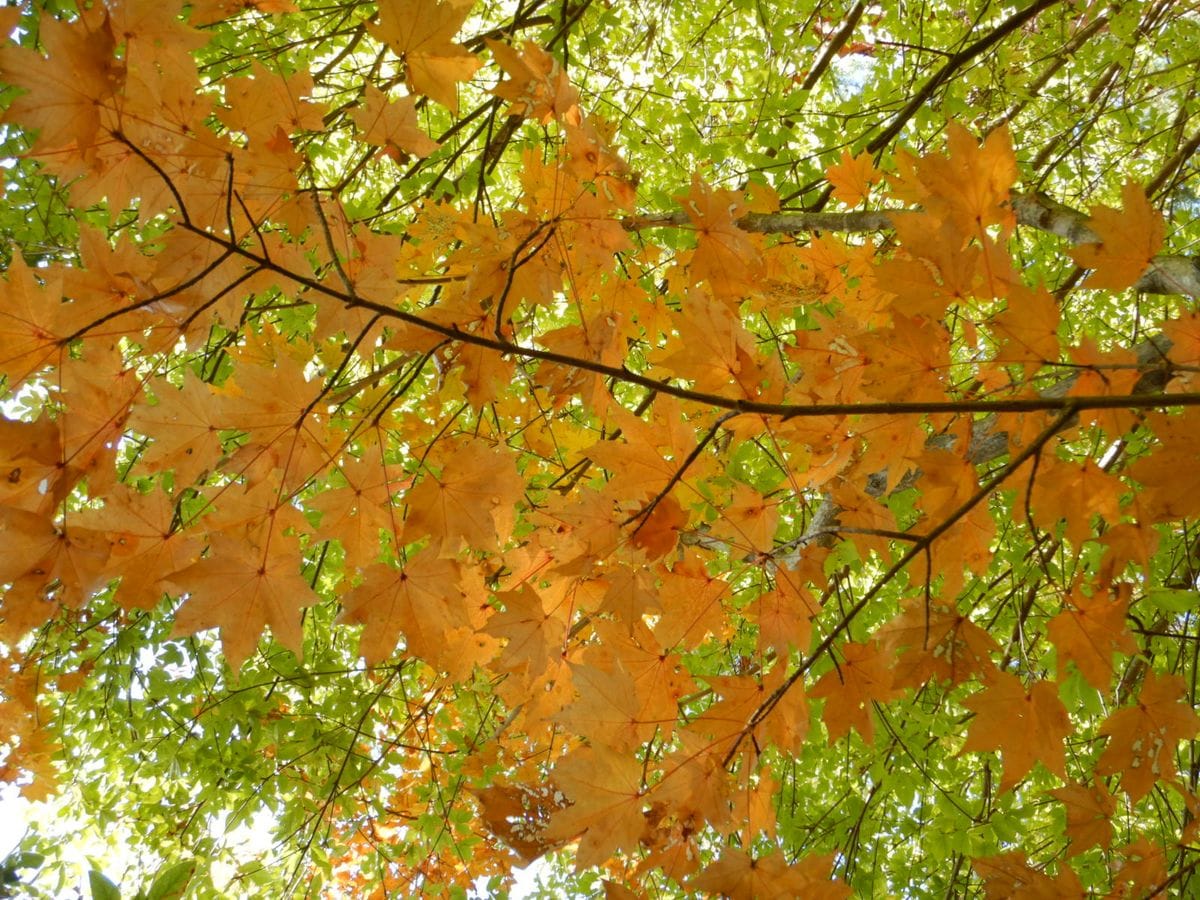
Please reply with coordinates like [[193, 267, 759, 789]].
[[337, 549, 474, 670], [854, 312, 951, 402], [1069, 181, 1165, 290], [892, 122, 1018, 237], [749, 576, 819, 657], [1051, 779, 1116, 856], [1110, 836, 1168, 899], [0, 257, 67, 388], [1046, 585, 1137, 689], [993, 282, 1062, 374], [401, 438, 524, 555], [485, 585, 567, 678], [0, 4, 123, 154], [542, 746, 646, 870], [585, 400, 715, 502], [529, 488, 623, 576], [971, 853, 1084, 900], [488, 40, 581, 124], [595, 560, 660, 626], [652, 732, 737, 832], [471, 782, 569, 865], [0, 507, 65, 588], [679, 176, 763, 296], [218, 63, 326, 144], [628, 494, 687, 561], [826, 148, 881, 207], [368, 0, 481, 112], [652, 554, 735, 650], [167, 534, 318, 673], [0, 415, 67, 516], [1028, 457, 1124, 548], [1128, 410, 1200, 522], [708, 484, 779, 553], [129, 376, 228, 488], [556, 662, 653, 753], [187, 0, 298, 26], [585, 620, 694, 744], [960, 672, 1070, 792], [350, 83, 441, 160], [693, 668, 808, 758], [75, 485, 201, 610], [651, 289, 771, 397], [879, 601, 999, 688], [809, 640, 900, 743], [1096, 672, 1200, 802], [688, 849, 849, 900], [874, 215, 985, 319], [307, 450, 410, 568]]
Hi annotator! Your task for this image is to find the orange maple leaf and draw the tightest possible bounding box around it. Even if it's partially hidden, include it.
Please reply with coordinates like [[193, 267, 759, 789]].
[[1069, 181, 1165, 290], [488, 39, 581, 124], [652, 554, 735, 650], [854, 312, 951, 402], [486, 585, 567, 678], [1051, 779, 1116, 856], [629, 494, 687, 561], [1110, 836, 1168, 899], [350, 83, 440, 160], [75, 485, 202, 610], [879, 602, 999, 688], [1128, 410, 1200, 522], [972, 853, 1084, 900], [1028, 457, 1124, 548], [218, 62, 326, 144], [1096, 672, 1200, 801], [652, 289, 771, 398], [892, 122, 1018, 237], [368, 0, 481, 112], [0, 4, 122, 155], [688, 849, 850, 900], [556, 662, 655, 753], [128, 375, 228, 489], [337, 548, 475, 670], [0, 257, 68, 388], [749, 578, 818, 657], [1046, 585, 1137, 689], [0, 415, 67, 516], [587, 620, 694, 744], [542, 746, 646, 870], [809, 640, 899, 743], [167, 534, 318, 673], [0, 489, 110, 612], [826, 148, 881, 207], [471, 782, 568, 865], [993, 282, 1062, 374], [960, 672, 1070, 792], [307, 450, 410, 568], [708, 484, 779, 553], [693, 668, 809, 757], [679, 175, 763, 296], [401, 438, 523, 555]]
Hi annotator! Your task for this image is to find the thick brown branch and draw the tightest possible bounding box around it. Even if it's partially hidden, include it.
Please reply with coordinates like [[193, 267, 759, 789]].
[[624, 193, 1200, 297]]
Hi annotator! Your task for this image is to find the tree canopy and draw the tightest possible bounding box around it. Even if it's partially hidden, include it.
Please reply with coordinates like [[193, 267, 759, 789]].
[[1, 0, 1199, 895]]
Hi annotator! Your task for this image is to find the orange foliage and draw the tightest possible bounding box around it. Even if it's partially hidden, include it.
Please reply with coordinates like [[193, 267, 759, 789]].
[[0, 2, 1196, 896]]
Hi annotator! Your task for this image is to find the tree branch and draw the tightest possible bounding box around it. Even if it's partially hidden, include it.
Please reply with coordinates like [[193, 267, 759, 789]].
[[624, 192, 1200, 297]]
